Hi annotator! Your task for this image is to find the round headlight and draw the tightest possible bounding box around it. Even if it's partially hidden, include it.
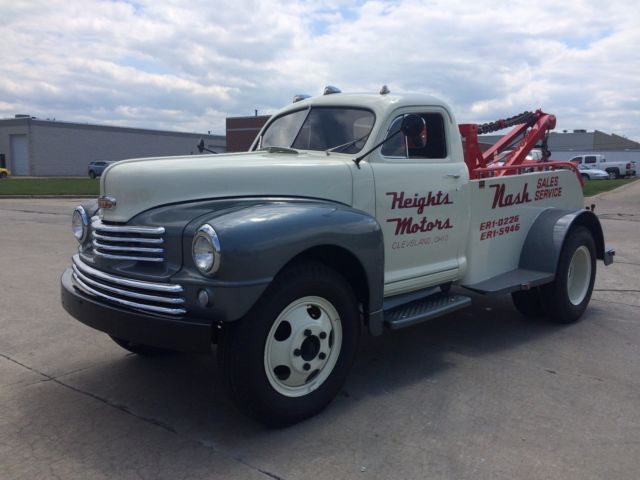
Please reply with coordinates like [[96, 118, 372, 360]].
[[192, 224, 221, 276], [72, 206, 89, 243]]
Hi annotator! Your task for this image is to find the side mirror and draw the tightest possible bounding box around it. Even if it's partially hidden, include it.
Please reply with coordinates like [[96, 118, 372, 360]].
[[401, 114, 427, 148], [197, 138, 217, 154]]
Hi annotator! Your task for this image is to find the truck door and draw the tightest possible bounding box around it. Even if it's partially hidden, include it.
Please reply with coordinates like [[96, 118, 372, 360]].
[[370, 109, 470, 296], [585, 155, 597, 167]]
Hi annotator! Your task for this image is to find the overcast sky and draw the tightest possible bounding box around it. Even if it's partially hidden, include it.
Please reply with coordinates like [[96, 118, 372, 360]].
[[2, 0, 639, 140]]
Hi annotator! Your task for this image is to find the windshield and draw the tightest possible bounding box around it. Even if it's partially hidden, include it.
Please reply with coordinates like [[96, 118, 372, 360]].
[[259, 107, 375, 154]]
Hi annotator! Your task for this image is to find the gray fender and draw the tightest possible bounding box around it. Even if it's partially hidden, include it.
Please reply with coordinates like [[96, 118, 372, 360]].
[[187, 201, 385, 330], [519, 208, 609, 276]]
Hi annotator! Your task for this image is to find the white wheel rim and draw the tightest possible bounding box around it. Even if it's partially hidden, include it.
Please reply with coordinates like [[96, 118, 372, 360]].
[[264, 296, 343, 398], [567, 246, 591, 306]]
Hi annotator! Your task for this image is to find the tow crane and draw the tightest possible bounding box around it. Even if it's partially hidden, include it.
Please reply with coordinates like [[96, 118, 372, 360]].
[[459, 109, 582, 183]]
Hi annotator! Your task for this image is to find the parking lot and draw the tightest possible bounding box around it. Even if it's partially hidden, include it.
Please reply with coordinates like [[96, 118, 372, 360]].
[[1, 184, 639, 480]]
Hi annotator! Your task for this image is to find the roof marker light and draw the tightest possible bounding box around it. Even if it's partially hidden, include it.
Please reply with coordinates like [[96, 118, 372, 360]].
[[323, 85, 341, 95], [293, 94, 311, 103]]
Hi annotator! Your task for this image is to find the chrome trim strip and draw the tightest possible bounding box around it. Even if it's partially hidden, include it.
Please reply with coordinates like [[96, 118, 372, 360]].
[[92, 220, 165, 235], [72, 254, 182, 292], [72, 273, 186, 315], [92, 232, 164, 244], [94, 251, 164, 262], [72, 265, 184, 305], [92, 240, 164, 254]]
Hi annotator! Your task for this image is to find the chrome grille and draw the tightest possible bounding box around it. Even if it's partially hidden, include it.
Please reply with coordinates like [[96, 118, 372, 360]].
[[91, 218, 165, 262], [71, 254, 186, 316]]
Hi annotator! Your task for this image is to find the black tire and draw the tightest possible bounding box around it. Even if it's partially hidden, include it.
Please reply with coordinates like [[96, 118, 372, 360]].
[[605, 168, 618, 180], [540, 226, 596, 323], [89, 170, 96, 179], [110, 336, 171, 355], [218, 262, 360, 427], [0, 172, 6, 179], [511, 287, 544, 317], [581, 174, 590, 181]]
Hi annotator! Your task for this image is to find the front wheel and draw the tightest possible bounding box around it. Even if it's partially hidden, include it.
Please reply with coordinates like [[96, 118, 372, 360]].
[[0, 172, 6, 179], [89, 170, 96, 179], [540, 227, 596, 323], [218, 262, 360, 427]]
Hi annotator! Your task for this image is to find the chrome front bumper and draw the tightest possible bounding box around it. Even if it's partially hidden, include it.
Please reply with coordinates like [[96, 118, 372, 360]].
[[61, 267, 212, 352]]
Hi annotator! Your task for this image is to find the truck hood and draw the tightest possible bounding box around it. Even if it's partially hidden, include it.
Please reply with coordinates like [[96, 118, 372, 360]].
[[100, 151, 354, 222]]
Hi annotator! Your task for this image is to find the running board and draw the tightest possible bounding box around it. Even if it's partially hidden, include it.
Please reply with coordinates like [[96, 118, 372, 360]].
[[384, 292, 472, 330], [464, 269, 553, 295]]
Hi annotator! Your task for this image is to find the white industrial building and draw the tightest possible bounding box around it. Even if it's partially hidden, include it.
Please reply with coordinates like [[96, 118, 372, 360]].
[[0, 115, 226, 176]]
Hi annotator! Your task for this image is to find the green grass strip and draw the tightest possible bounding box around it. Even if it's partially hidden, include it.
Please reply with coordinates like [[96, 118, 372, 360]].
[[583, 177, 638, 197]]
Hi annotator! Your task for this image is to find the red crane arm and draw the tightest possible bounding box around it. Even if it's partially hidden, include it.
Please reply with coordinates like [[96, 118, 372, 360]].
[[490, 110, 556, 176], [458, 109, 581, 184]]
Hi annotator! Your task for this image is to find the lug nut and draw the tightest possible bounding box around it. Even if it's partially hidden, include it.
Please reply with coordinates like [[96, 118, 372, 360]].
[[319, 352, 326, 360], [319, 332, 327, 339], [304, 329, 312, 337], [303, 363, 310, 371], [294, 349, 301, 357]]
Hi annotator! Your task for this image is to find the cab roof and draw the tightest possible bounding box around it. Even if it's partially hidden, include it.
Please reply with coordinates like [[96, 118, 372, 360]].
[[275, 92, 452, 120]]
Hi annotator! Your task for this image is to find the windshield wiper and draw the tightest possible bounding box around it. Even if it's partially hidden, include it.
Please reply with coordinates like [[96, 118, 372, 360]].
[[325, 133, 371, 155]]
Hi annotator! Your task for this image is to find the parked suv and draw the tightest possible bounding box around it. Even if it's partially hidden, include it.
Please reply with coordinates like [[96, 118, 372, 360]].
[[88, 161, 114, 179]]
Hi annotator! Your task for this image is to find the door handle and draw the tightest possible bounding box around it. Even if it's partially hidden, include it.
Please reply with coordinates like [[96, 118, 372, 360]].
[[444, 174, 461, 179]]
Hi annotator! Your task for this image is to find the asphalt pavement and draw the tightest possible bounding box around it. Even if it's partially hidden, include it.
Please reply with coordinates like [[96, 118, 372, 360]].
[[1, 186, 639, 480]]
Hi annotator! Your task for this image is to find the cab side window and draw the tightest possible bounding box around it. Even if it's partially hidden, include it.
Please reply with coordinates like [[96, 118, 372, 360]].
[[381, 113, 447, 159]]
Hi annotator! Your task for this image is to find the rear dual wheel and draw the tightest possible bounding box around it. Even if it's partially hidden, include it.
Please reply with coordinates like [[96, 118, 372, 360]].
[[218, 262, 360, 427], [511, 227, 596, 323]]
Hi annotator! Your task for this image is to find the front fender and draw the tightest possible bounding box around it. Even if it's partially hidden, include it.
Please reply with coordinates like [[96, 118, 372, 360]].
[[181, 200, 384, 324]]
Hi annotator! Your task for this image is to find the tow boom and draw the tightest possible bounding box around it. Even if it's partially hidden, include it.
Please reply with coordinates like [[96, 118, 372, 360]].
[[458, 109, 581, 183]]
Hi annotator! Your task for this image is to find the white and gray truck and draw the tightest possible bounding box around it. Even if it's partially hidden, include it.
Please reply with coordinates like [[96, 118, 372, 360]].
[[568, 153, 636, 179], [61, 88, 614, 426]]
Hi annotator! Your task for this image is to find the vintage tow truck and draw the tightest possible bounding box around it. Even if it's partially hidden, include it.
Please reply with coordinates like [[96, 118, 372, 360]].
[[61, 87, 614, 426]]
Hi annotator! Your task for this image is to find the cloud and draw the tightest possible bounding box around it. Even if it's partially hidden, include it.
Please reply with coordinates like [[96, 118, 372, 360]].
[[1, 0, 638, 139]]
